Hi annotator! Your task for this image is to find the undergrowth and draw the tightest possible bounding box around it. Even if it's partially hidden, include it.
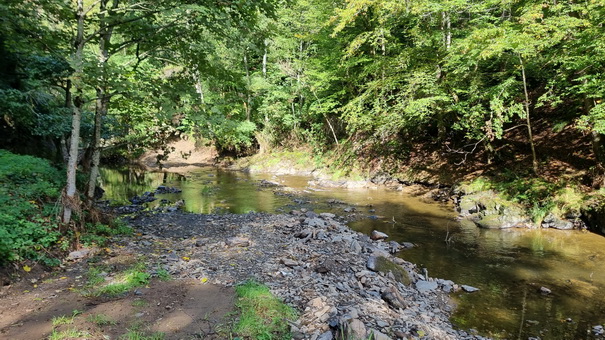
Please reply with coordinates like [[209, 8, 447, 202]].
[[459, 172, 587, 222], [0, 149, 132, 266], [234, 280, 297, 340], [0, 149, 63, 264]]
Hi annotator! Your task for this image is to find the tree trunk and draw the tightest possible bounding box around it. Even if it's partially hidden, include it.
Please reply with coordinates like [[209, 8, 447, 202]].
[[87, 0, 117, 199], [243, 50, 252, 121], [262, 39, 268, 78], [62, 0, 86, 224], [519, 55, 538, 174]]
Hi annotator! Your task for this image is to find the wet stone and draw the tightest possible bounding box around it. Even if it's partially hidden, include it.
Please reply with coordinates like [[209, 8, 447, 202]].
[[461, 285, 480, 293]]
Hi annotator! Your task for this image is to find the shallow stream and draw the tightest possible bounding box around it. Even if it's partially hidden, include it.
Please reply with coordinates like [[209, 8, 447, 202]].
[[100, 167, 605, 339]]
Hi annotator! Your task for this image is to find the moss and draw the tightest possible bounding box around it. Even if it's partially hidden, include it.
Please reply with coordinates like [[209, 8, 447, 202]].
[[374, 256, 411, 286]]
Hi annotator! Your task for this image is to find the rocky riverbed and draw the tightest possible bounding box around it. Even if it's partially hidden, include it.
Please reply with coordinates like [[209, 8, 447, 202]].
[[121, 208, 488, 340]]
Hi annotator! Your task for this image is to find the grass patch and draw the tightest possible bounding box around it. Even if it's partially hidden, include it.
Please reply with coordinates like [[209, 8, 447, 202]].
[[233, 280, 297, 340], [120, 321, 165, 340], [87, 313, 116, 326], [155, 266, 171, 281], [120, 330, 165, 340], [51, 310, 82, 326], [84, 262, 150, 297], [48, 328, 89, 340], [132, 298, 148, 307]]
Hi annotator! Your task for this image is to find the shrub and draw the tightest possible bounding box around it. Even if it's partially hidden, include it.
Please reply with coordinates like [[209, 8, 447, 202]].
[[0, 150, 63, 263]]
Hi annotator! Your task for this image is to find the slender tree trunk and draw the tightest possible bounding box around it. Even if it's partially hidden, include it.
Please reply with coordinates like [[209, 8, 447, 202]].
[[63, 0, 86, 224], [262, 39, 268, 78], [87, 0, 117, 199], [243, 50, 251, 121], [519, 55, 538, 174], [194, 70, 205, 105]]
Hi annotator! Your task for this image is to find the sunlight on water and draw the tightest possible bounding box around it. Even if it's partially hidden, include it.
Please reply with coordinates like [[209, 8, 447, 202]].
[[101, 167, 605, 339]]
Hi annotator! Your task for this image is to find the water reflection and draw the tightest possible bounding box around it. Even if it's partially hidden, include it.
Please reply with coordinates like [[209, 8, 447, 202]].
[[100, 167, 605, 339]]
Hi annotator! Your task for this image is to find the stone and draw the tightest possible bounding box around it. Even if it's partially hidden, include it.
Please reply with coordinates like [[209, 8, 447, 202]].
[[296, 228, 313, 239], [226, 236, 250, 247], [350, 240, 362, 254], [461, 285, 480, 293], [416, 280, 439, 293], [371, 230, 389, 240], [369, 329, 392, 340], [308, 297, 325, 309], [381, 286, 407, 310], [400, 242, 415, 249], [367, 256, 379, 271], [539, 286, 552, 295], [347, 319, 367, 339], [280, 258, 298, 267], [67, 248, 91, 260], [305, 217, 326, 228], [320, 212, 336, 219], [317, 331, 333, 340], [543, 214, 574, 230]]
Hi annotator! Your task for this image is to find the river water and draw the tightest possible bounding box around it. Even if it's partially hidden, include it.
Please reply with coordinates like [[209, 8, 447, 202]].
[[100, 167, 605, 339]]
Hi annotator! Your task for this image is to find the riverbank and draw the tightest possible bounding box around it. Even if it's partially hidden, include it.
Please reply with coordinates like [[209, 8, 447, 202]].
[[0, 208, 486, 340], [124, 209, 486, 339]]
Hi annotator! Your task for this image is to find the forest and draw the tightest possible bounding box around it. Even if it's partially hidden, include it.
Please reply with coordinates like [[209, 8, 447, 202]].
[[1, 0, 605, 258], [3, 1, 605, 339]]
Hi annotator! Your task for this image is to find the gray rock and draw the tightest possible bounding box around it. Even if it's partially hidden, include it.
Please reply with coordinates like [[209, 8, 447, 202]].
[[416, 280, 439, 293], [350, 240, 362, 254], [371, 230, 389, 240], [295, 228, 312, 239], [280, 258, 298, 268], [317, 331, 333, 340], [367, 256, 379, 271], [320, 212, 336, 219], [543, 214, 574, 230], [400, 242, 415, 249], [369, 329, 392, 340], [461, 285, 480, 293], [539, 286, 552, 295], [381, 286, 407, 309], [67, 248, 91, 260], [226, 236, 250, 247], [347, 319, 367, 339], [305, 217, 326, 228]]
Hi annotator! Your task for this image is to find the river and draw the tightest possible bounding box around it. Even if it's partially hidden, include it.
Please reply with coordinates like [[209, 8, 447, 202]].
[[100, 166, 605, 339]]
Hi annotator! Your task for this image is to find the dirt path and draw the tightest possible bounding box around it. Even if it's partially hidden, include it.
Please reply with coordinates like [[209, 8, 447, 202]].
[[0, 248, 235, 340]]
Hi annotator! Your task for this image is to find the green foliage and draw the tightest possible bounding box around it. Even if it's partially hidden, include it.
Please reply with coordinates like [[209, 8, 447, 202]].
[[234, 280, 297, 340], [81, 222, 133, 247], [460, 175, 587, 222], [0, 150, 63, 263]]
